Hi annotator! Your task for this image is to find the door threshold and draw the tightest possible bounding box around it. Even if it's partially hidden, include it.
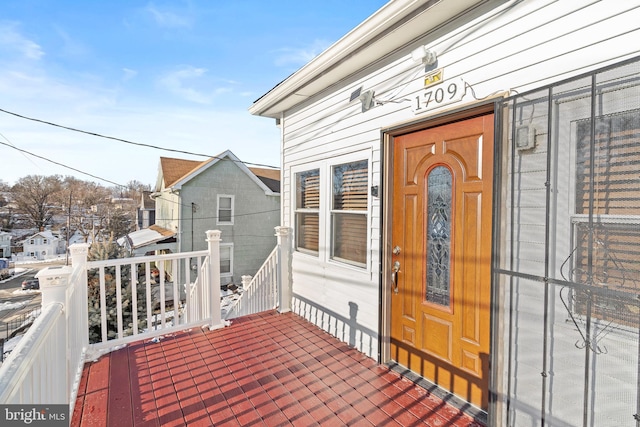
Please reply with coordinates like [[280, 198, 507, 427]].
[[386, 361, 488, 425]]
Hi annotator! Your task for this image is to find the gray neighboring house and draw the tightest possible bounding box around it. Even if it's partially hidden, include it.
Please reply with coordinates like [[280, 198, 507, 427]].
[[152, 150, 280, 285]]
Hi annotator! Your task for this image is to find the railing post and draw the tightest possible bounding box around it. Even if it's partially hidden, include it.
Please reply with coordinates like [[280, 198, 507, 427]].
[[206, 230, 225, 330], [36, 266, 72, 309], [275, 226, 292, 313], [70, 243, 90, 350], [35, 265, 72, 403], [241, 275, 252, 290]]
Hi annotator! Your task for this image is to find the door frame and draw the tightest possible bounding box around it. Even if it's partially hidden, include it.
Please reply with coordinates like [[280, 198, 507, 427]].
[[379, 99, 504, 422]]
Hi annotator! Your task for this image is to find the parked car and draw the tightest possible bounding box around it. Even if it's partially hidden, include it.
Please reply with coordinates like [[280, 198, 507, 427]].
[[21, 279, 39, 290]]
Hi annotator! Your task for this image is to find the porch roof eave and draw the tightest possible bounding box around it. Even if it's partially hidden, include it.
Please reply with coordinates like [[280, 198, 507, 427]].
[[248, 0, 489, 119]]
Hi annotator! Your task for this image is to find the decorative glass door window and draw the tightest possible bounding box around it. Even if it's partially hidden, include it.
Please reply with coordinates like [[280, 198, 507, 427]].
[[425, 166, 452, 306]]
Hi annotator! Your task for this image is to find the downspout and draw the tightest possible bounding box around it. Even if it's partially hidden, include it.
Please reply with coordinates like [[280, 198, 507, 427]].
[[176, 190, 182, 254]]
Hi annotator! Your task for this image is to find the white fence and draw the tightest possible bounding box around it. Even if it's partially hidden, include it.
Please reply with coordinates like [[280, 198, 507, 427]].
[[86, 249, 210, 348], [0, 303, 66, 404], [224, 247, 278, 320], [0, 227, 292, 417]]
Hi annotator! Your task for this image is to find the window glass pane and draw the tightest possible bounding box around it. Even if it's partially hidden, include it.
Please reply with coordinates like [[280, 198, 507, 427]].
[[330, 160, 368, 267], [221, 260, 231, 274], [219, 209, 232, 223], [573, 109, 640, 328], [296, 213, 319, 253], [333, 160, 368, 210], [426, 166, 452, 306], [296, 170, 319, 209], [219, 197, 231, 209], [331, 213, 366, 266], [575, 111, 640, 215], [218, 197, 232, 223], [295, 169, 320, 255], [220, 246, 231, 274]]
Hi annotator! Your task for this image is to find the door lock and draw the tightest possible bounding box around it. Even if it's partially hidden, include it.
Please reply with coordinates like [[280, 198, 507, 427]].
[[393, 246, 401, 255], [391, 261, 400, 294]]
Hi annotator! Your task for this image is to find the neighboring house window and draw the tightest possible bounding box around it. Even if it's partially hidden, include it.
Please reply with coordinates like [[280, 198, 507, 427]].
[[43, 239, 48, 244], [220, 244, 233, 276], [30, 240, 35, 245], [330, 160, 368, 267], [217, 195, 234, 225], [295, 169, 320, 255]]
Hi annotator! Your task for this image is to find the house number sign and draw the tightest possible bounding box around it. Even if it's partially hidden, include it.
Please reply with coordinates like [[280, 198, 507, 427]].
[[412, 76, 466, 115]]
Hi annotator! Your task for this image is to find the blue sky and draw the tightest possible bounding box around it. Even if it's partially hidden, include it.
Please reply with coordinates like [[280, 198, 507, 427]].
[[0, 0, 387, 187]]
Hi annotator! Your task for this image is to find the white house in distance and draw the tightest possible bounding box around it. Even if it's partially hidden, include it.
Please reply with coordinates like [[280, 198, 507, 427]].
[[250, 1, 640, 426], [21, 230, 65, 260], [0, 231, 10, 257]]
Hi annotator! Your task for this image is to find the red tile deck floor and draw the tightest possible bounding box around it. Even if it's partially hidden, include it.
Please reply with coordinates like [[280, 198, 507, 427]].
[[71, 311, 485, 427]]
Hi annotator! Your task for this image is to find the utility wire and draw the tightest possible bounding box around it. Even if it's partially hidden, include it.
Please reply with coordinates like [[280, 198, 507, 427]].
[[0, 131, 41, 170], [0, 107, 279, 169], [0, 140, 125, 187], [0, 142, 275, 212], [149, 208, 280, 222]]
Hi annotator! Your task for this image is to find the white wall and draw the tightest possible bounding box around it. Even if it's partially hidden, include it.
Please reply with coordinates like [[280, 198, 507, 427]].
[[280, 0, 640, 363]]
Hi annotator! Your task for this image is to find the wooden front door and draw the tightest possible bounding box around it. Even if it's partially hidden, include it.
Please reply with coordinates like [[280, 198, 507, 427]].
[[390, 113, 494, 410]]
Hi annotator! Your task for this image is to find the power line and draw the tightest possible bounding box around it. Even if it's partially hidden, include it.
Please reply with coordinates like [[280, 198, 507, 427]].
[[0, 107, 279, 169], [0, 132, 41, 170], [0, 140, 126, 187], [0, 141, 275, 214], [151, 208, 280, 222]]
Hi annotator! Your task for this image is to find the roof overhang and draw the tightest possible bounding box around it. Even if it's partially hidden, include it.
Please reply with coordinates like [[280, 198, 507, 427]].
[[120, 225, 176, 250], [249, 0, 490, 118]]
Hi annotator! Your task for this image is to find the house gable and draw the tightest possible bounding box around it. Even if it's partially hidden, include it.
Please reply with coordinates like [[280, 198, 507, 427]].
[[168, 150, 280, 196]]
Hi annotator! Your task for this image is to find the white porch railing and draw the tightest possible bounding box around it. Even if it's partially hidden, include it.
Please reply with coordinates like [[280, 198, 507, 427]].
[[224, 247, 278, 320], [0, 227, 292, 415], [224, 226, 292, 319], [0, 303, 66, 404]]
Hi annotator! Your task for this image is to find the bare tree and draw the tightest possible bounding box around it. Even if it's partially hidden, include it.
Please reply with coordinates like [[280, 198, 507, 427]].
[[58, 177, 112, 243], [11, 175, 64, 230]]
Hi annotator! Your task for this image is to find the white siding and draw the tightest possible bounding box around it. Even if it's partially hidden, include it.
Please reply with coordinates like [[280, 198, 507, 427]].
[[279, 1, 640, 363]]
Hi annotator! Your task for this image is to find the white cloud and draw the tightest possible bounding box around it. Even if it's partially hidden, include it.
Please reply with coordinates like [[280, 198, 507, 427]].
[[0, 22, 44, 60], [273, 39, 330, 68], [145, 3, 192, 29], [158, 66, 210, 103], [158, 66, 236, 104], [122, 68, 138, 81]]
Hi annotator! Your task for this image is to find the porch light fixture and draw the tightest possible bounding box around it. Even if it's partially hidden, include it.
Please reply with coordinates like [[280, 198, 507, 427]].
[[350, 86, 376, 113], [411, 45, 437, 65]]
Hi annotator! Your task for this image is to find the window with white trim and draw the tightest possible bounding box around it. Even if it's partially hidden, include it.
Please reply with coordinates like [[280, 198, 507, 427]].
[[220, 243, 233, 276], [217, 195, 234, 225], [293, 157, 370, 269], [330, 160, 368, 267], [295, 169, 320, 255]]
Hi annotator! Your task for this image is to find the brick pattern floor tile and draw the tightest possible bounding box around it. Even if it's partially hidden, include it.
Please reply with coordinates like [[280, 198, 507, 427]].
[[71, 311, 484, 427]]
